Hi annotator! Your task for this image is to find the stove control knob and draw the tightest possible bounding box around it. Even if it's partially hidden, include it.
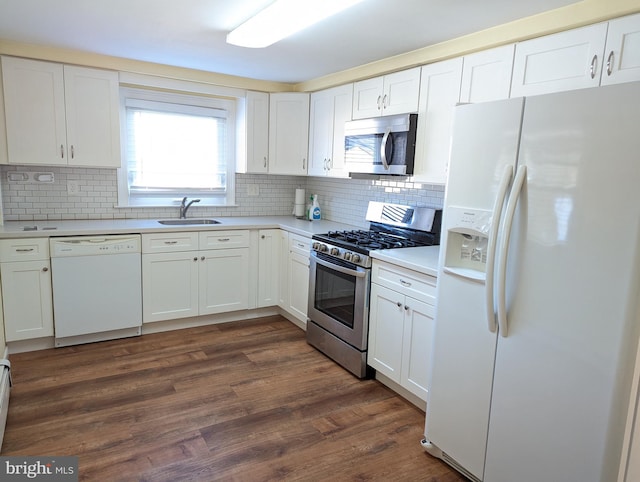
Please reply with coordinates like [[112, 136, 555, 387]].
[[316, 243, 327, 252], [351, 254, 361, 263], [343, 252, 352, 261], [330, 247, 340, 256], [312, 242, 320, 251]]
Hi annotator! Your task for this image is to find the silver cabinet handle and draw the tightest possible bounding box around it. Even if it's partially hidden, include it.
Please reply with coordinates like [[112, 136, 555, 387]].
[[193, 257, 198, 261], [590, 54, 598, 79], [16, 248, 35, 252], [42, 267, 48, 272], [382, 94, 388, 109], [606, 51, 614, 76], [218, 238, 230, 242], [376, 95, 382, 110], [60, 144, 65, 159], [164, 241, 178, 245], [70, 145, 75, 159], [263, 156, 267, 168], [201, 256, 205, 261], [400, 279, 412, 287], [302, 158, 306, 170]]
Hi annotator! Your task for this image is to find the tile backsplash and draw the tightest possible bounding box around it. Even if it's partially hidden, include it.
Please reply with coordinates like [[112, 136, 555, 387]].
[[1, 165, 444, 228]]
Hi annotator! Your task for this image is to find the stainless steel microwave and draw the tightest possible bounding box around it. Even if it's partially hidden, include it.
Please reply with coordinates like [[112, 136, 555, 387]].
[[344, 113, 417, 176]]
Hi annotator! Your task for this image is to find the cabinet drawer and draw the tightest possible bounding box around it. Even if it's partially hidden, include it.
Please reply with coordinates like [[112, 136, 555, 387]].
[[289, 233, 311, 257], [0, 238, 49, 261], [199, 230, 249, 249], [372, 260, 436, 305], [142, 232, 198, 253]]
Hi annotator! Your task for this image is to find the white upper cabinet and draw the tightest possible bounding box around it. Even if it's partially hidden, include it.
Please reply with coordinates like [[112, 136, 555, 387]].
[[412, 58, 463, 185], [0, 61, 7, 165], [600, 13, 640, 85], [460, 45, 515, 103], [1, 56, 120, 167], [237, 91, 269, 174], [307, 83, 353, 177], [268, 92, 310, 175], [352, 67, 420, 119], [510, 23, 608, 97]]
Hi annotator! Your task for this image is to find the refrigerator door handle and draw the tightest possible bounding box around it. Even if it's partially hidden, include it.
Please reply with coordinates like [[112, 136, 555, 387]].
[[485, 164, 513, 333], [497, 164, 527, 338]]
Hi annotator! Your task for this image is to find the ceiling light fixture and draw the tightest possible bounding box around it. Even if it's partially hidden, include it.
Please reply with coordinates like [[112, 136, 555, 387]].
[[226, 0, 365, 48]]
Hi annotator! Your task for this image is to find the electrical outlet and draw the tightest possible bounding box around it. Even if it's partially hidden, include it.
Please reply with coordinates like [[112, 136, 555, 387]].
[[247, 184, 260, 196], [67, 180, 80, 196]]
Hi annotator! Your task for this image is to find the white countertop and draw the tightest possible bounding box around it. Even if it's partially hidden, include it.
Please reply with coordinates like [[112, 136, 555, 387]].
[[370, 245, 441, 277], [0, 216, 360, 239]]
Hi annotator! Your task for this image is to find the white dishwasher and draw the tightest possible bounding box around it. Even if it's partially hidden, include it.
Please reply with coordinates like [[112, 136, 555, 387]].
[[50, 234, 142, 347]]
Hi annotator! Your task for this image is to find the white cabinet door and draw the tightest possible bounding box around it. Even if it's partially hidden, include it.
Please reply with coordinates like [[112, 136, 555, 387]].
[[401, 297, 435, 400], [63, 65, 120, 168], [600, 13, 640, 86], [239, 91, 269, 173], [368, 283, 404, 382], [352, 76, 384, 119], [1, 56, 66, 165], [278, 230, 290, 308], [199, 248, 250, 315], [1, 57, 121, 167], [511, 23, 608, 97], [1, 259, 54, 341], [413, 58, 463, 185], [0, 60, 8, 165], [142, 252, 199, 323], [288, 250, 310, 323], [307, 89, 334, 176], [308, 84, 352, 177], [283, 233, 311, 324], [352, 68, 420, 119], [257, 229, 281, 308], [460, 45, 515, 103], [268, 92, 309, 175], [383, 67, 421, 116]]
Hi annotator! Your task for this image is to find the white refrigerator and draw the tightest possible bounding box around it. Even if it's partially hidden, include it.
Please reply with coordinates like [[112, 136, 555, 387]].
[[422, 81, 640, 482]]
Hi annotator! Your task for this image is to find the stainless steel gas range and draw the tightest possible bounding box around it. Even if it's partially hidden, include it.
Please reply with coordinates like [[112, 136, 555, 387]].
[[306, 201, 442, 378]]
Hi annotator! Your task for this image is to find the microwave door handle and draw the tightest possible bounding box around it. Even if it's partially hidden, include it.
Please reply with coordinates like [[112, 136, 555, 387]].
[[380, 127, 392, 170]]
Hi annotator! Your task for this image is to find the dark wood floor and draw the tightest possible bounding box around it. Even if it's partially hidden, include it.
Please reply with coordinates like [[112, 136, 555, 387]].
[[2, 315, 465, 481]]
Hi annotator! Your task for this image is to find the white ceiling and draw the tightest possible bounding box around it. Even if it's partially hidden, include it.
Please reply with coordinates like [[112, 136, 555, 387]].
[[0, 0, 579, 84]]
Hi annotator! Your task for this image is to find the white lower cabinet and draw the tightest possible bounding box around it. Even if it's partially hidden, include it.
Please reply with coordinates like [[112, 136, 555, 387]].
[[142, 231, 250, 323], [278, 232, 311, 325], [257, 229, 281, 308], [368, 260, 437, 401], [0, 238, 54, 341]]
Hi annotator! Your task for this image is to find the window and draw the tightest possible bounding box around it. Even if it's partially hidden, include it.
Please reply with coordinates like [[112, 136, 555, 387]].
[[118, 87, 236, 207]]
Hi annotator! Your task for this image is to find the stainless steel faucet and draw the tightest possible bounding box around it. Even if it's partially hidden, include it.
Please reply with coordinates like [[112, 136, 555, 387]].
[[179, 196, 201, 218]]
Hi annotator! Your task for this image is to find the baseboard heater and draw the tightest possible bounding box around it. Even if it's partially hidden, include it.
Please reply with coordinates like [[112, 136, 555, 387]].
[[0, 358, 11, 452]]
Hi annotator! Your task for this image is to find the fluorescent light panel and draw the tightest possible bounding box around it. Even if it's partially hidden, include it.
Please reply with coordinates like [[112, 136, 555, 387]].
[[227, 0, 365, 48]]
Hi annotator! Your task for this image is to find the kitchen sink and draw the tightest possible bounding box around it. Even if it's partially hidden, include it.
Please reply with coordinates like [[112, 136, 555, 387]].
[[158, 219, 221, 225]]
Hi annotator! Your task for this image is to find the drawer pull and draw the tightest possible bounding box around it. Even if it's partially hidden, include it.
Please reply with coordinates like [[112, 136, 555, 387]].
[[16, 248, 35, 252], [296, 243, 306, 248], [218, 238, 230, 242], [42, 267, 49, 272], [164, 241, 178, 245], [400, 279, 412, 287]]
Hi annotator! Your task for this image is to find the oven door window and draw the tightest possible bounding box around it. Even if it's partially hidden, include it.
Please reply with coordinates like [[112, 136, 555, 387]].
[[314, 261, 356, 329]]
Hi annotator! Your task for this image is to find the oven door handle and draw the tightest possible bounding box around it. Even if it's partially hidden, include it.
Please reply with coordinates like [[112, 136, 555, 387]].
[[312, 253, 367, 278]]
